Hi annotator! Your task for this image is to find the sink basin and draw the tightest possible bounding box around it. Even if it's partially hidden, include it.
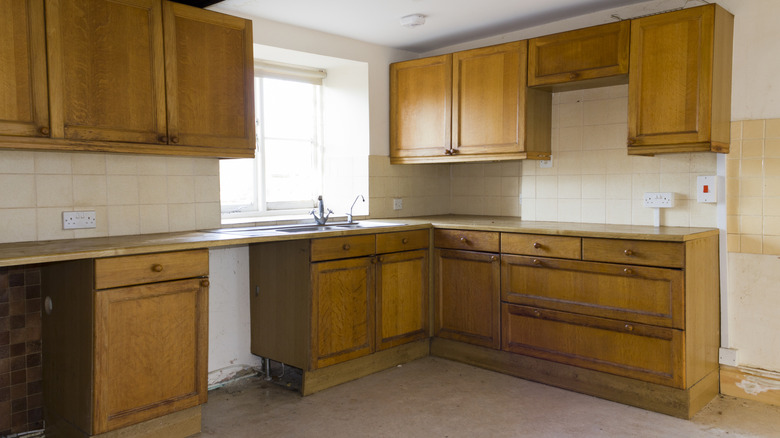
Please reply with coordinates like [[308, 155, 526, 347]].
[[212, 221, 405, 236], [276, 225, 338, 233]]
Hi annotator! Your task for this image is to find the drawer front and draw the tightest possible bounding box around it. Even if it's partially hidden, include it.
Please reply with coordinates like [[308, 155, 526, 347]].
[[434, 229, 499, 252], [502, 303, 683, 388], [582, 238, 684, 268], [501, 255, 683, 328], [94, 250, 209, 290], [501, 233, 581, 259], [376, 229, 429, 254], [311, 234, 375, 262]]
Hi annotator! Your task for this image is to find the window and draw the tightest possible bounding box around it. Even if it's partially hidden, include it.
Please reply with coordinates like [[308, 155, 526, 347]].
[[220, 61, 326, 217]]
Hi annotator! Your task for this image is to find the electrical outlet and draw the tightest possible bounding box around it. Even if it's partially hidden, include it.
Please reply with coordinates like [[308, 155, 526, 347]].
[[696, 175, 717, 203], [643, 192, 675, 208], [539, 158, 553, 168], [393, 198, 403, 210], [63, 211, 97, 229], [719, 347, 739, 366]]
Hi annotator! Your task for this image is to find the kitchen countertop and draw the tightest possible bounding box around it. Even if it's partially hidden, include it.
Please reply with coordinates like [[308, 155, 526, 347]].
[[0, 215, 718, 267]]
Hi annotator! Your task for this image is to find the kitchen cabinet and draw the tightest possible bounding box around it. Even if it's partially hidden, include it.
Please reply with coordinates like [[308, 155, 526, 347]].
[[434, 229, 500, 349], [0, 0, 49, 138], [528, 21, 629, 91], [249, 229, 430, 394], [627, 4, 733, 155], [1, 0, 254, 158], [42, 250, 209, 437], [390, 41, 551, 164]]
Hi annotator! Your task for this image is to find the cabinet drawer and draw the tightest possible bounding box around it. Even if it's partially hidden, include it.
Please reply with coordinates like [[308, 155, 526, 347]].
[[501, 255, 683, 328], [94, 250, 209, 290], [311, 234, 375, 262], [502, 303, 683, 388], [582, 238, 684, 268], [377, 229, 429, 254], [501, 233, 581, 259], [434, 229, 499, 252]]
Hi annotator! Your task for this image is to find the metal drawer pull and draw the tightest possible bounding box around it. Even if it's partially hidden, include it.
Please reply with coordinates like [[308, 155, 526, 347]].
[[533, 242, 542, 249], [343, 244, 351, 250], [152, 264, 164, 272], [624, 249, 634, 256]]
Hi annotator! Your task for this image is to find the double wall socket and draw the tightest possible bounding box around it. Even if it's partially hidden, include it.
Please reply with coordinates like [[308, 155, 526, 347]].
[[643, 192, 675, 208], [63, 211, 96, 229], [393, 198, 403, 210]]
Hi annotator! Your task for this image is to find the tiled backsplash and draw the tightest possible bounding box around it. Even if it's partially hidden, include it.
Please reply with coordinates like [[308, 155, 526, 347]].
[[520, 85, 717, 227], [0, 151, 221, 243], [0, 266, 43, 435], [726, 118, 780, 255]]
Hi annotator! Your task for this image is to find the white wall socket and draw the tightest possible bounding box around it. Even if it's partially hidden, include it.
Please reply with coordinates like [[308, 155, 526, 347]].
[[696, 175, 717, 203], [539, 157, 553, 168], [719, 347, 739, 366], [393, 198, 403, 210], [643, 192, 675, 208], [63, 211, 96, 229]]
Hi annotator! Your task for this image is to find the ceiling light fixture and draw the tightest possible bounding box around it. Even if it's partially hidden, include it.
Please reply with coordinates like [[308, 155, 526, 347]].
[[400, 14, 426, 28]]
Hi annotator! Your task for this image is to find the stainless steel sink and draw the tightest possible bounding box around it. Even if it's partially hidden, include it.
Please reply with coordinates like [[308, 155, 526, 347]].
[[212, 221, 405, 237]]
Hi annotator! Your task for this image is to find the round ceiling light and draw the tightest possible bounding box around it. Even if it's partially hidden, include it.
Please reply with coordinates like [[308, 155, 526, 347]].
[[400, 14, 426, 28]]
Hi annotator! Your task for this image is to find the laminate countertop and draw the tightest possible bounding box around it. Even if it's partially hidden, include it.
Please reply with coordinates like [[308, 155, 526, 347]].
[[0, 215, 718, 267]]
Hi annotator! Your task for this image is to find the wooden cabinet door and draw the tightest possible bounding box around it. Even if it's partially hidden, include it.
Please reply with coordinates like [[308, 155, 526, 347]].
[[376, 249, 429, 350], [0, 0, 49, 138], [528, 21, 629, 90], [628, 4, 733, 154], [311, 257, 375, 369], [93, 277, 208, 434], [434, 248, 500, 349], [45, 0, 168, 144], [390, 54, 452, 162], [163, 1, 255, 155], [452, 41, 526, 157]]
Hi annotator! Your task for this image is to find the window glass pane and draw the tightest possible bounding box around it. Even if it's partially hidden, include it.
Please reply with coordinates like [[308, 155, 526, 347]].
[[262, 78, 316, 140], [264, 138, 316, 204], [219, 158, 256, 212]]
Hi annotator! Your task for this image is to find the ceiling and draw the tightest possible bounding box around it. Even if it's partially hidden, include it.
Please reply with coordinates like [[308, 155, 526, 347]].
[[203, 0, 651, 53]]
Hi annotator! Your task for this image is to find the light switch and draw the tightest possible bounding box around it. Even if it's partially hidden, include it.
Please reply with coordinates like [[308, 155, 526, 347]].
[[696, 176, 717, 203]]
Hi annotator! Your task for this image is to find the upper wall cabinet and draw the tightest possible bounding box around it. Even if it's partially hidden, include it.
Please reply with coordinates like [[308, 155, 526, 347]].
[[528, 21, 630, 91], [627, 4, 734, 155], [0, 0, 255, 158], [0, 0, 49, 138], [390, 41, 551, 164]]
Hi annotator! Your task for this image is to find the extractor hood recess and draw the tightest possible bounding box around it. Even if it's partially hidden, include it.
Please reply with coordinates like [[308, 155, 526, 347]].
[[171, 0, 221, 8]]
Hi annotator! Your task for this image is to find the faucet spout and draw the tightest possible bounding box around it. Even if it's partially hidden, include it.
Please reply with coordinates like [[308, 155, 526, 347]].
[[347, 195, 365, 224], [311, 195, 333, 225]]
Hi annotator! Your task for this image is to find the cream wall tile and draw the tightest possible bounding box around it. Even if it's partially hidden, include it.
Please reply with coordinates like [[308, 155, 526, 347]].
[[522, 160, 537, 176], [107, 175, 139, 205], [166, 157, 195, 176], [606, 199, 631, 224], [740, 177, 763, 198], [556, 151, 582, 175], [631, 155, 660, 174], [139, 205, 170, 234], [168, 203, 196, 232], [690, 153, 717, 172], [0, 151, 35, 174], [483, 197, 502, 216], [766, 158, 780, 177], [73, 175, 107, 206], [138, 175, 168, 204], [558, 102, 583, 128], [521, 198, 536, 220], [740, 234, 762, 254], [167, 175, 196, 204], [581, 199, 606, 223], [106, 154, 138, 175], [741, 159, 763, 178], [741, 139, 764, 158], [36, 175, 73, 207], [521, 176, 536, 199], [0, 175, 36, 208], [34, 152, 72, 174], [690, 202, 717, 227], [604, 149, 633, 174], [737, 197, 762, 216], [557, 199, 581, 222], [660, 173, 691, 199], [765, 197, 780, 216], [763, 236, 780, 255], [659, 154, 691, 173], [726, 158, 740, 178], [72, 154, 106, 175], [558, 126, 582, 151], [37, 207, 75, 241], [536, 175, 558, 198], [583, 98, 627, 125], [741, 215, 762, 234], [451, 163, 484, 178], [108, 205, 140, 236], [631, 173, 660, 200], [501, 177, 520, 197], [500, 197, 520, 216], [582, 124, 626, 150], [742, 120, 765, 139], [631, 199, 654, 226], [555, 89, 583, 104], [727, 233, 739, 252], [581, 175, 605, 199], [765, 118, 780, 138], [605, 174, 631, 199], [664, 200, 690, 227], [558, 175, 581, 198], [764, 216, 780, 236], [137, 156, 168, 175], [195, 176, 220, 203], [535, 198, 558, 221], [500, 161, 522, 176], [194, 158, 220, 176], [766, 139, 780, 158], [0, 209, 36, 242], [579, 150, 608, 175], [730, 121, 742, 141]]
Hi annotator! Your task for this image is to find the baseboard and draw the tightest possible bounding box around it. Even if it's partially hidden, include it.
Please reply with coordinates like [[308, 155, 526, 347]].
[[720, 365, 780, 407]]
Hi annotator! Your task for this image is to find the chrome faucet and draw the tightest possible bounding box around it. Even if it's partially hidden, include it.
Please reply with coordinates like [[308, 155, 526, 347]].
[[347, 195, 365, 224], [311, 195, 333, 225]]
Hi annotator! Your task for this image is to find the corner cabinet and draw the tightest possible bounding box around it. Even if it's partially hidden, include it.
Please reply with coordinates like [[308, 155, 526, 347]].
[[0, 0, 255, 158], [390, 41, 551, 164], [249, 229, 430, 395], [42, 250, 209, 437], [627, 4, 734, 155]]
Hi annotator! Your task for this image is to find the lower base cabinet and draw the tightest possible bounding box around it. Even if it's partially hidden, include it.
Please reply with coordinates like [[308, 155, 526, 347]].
[[41, 250, 209, 437]]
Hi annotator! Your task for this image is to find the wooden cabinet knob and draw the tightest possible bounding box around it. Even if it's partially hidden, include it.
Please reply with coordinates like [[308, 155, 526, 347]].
[[371, 257, 378, 264], [624, 324, 634, 332], [532, 259, 541, 265], [459, 237, 467, 243], [39, 126, 50, 136], [378, 256, 384, 263], [623, 268, 633, 275], [533, 242, 541, 249], [444, 148, 453, 156], [343, 244, 351, 251], [151, 264, 164, 272], [159, 135, 168, 143], [624, 249, 633, 256], [490, 255, 498, 262], [533, 309, 541, 317], [201, 279, 210, 288], [171, 136, 179, 143], [569, 72, 579, 80], [402, 237, 409, 244]]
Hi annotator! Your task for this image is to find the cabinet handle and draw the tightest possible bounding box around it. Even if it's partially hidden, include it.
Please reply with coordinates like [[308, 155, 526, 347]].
[[627, 138, 636, 145], [533, 309, 541, 317], [151, 264, 164, 272], [201, 279, 210, 288], [624, 324, 634, 332], [569, 72, 579, 80], [39, 126, 50, 136], [371, 257, 378, 264], [490, 255, 498, 262], [533, 242, 542, 249], [44, 296, 53, 315], [159, 135, 168, 143], [402, 237, 409, 244], [444, 148, 453, 156], [378, 256, 384, 263], [532, 259, 541, 265], [459, 237, 468, 243], [254, 285, 260, 297], [171, 136, 179, 143], [623, 268, 634, 275], [343, 244, 351, 250], [624, 249, 633, 256]]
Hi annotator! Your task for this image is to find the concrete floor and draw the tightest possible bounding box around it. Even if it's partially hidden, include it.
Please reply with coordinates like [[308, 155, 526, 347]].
[[198, 357, 780, 437]]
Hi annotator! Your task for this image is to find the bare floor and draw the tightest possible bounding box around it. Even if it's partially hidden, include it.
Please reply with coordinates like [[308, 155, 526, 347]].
[[198, 357, 780, 437]]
